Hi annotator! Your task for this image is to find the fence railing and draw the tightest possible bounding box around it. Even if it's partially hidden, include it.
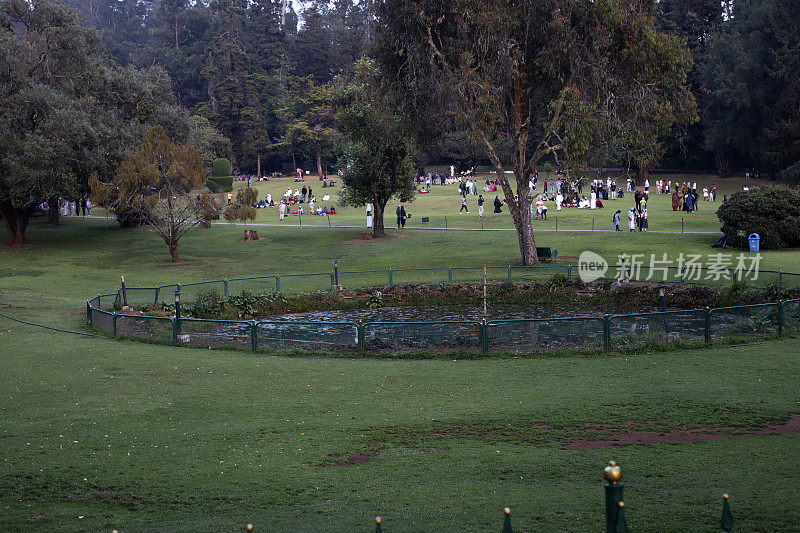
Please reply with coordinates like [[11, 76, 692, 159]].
[[87, 265, 800, 355]]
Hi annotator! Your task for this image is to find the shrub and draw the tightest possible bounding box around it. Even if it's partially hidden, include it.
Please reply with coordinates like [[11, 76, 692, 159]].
[[224, 187, 257, 224], [717, 185, 800, 249], [206, 176, 233, 192], [212, 158, 231, 177]]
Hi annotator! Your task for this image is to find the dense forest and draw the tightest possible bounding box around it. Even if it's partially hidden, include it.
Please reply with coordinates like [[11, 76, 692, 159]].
[[5, 0, 799, 180]]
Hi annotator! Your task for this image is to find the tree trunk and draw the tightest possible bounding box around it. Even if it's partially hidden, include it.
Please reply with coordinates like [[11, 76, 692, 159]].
[[635, 166, 650, 186], [47, 197, 60, 226], [373, 198, 386, 237], [168, 240, 179, 262], [316, 143, 323, 177], [714, 149, 731, 178], [0, 203, 32, 246], [497, 169, 537, 265]]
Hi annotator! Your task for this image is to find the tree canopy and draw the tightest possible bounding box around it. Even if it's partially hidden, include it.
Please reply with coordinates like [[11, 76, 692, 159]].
[[336, 61, 416, 238], [0, 0, 186, 244], [373, 0, 696, 264]]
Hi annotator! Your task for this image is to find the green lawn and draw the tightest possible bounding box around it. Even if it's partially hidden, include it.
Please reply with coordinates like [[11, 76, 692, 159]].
[[85, 173, 774, 233], [1, 192, 799, 531]]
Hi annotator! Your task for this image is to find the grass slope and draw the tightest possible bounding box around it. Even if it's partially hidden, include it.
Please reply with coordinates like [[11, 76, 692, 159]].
[[0, 185, 798, 531]]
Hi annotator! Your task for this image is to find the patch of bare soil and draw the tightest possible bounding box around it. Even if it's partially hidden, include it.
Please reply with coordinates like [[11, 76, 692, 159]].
[[319, 449, 380, 467], [325, 415, 800, 463], [563, 413, 800, 450]]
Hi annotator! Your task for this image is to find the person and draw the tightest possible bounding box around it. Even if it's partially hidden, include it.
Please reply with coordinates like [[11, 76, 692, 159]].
[[227, 192, 233, 205], [460, 196, 469, 213], [396, 205, 402, 227], [613, 210, 621, 231], [477, 195, 484, 217], [710, 184, 717, 201], [672, 191, 679, 211], [279, 200, 286, 220], [366, 203, 373, 228], [493, 196, 502, 213], [400, 205, 407, 227], [301, 186, 307, 202], [86, 198, 92, 215], [80, 197, 87, 216], [642, 206, 648, 231], [634, 189, 643, 211], [627, 208, 635, 231]]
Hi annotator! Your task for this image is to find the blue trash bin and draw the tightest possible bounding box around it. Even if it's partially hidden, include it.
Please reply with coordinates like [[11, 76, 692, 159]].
[[748, 233, 760, 253]]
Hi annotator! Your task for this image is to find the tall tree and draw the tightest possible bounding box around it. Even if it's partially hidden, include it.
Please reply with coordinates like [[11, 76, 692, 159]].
[[336, 61, 416, 238], [0, 0, 183, 244], [277, 77, 339, 176], [703, 0, 798, 178], [375, 0, 695, 264], [90, 126, 207, 262]]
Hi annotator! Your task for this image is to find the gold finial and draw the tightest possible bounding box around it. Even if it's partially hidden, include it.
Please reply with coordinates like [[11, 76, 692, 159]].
[[618, 502, 625, 508], [603, 460, 622, 484], [504, 507, 511, 516], [246, 524, 254, 532], [375, 516, 382, 525], [723, 494, 730, 501], [113, 530, 119, 533]]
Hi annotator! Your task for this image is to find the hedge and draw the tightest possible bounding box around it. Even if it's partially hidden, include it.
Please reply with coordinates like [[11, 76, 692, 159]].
[[206, 176, 233, 193]]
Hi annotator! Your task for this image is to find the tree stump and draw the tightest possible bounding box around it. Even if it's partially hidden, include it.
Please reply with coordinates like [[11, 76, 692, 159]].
[[362, 232, 372, 240], [244, 229, 259, 241]]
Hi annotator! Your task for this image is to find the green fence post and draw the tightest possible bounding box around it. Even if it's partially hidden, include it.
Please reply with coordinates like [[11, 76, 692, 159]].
[[112, 312, 117, 337], [603, 316, 611, 351], [731, 268, 738, 282], [154, 287, 160, 305], [507, 264, 512, 280], [603, 461, 624, 533], [721, 494, 734, 533], [330, 272, 335, 290], [705, 308, 711, 343], [779, 269, 783, 285], [778, 301, 784, 337], [481, 323, 488, 353], [251, 321, 257, 352], [448, 268, 453, 282], [502, 507, 512, 533], [388, 269, 393, 286], [171, 318, 177, 345], [224, 279, 229, 297], [444, 215, 447, 229], [358, 323, 365, 353], [567, 265, 572, 278], [680, 267, 685, 283], [86, 301, 91, 323], [275, 275, 281, 293]]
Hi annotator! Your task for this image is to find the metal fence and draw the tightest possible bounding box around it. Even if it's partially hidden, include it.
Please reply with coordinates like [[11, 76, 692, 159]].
[[87, 263, 800, 355]]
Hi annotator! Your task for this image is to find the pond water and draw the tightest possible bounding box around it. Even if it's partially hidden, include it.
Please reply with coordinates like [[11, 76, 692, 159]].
[[264, 303, 656, 323]]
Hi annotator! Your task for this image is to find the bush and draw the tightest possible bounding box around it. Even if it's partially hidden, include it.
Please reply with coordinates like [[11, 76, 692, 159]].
[[206, 176, 233, 192], [224, 187, 257, 224], [212, 158, 231, 177], [779, 161, 800, 185], [717, 185, 800, 249]]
